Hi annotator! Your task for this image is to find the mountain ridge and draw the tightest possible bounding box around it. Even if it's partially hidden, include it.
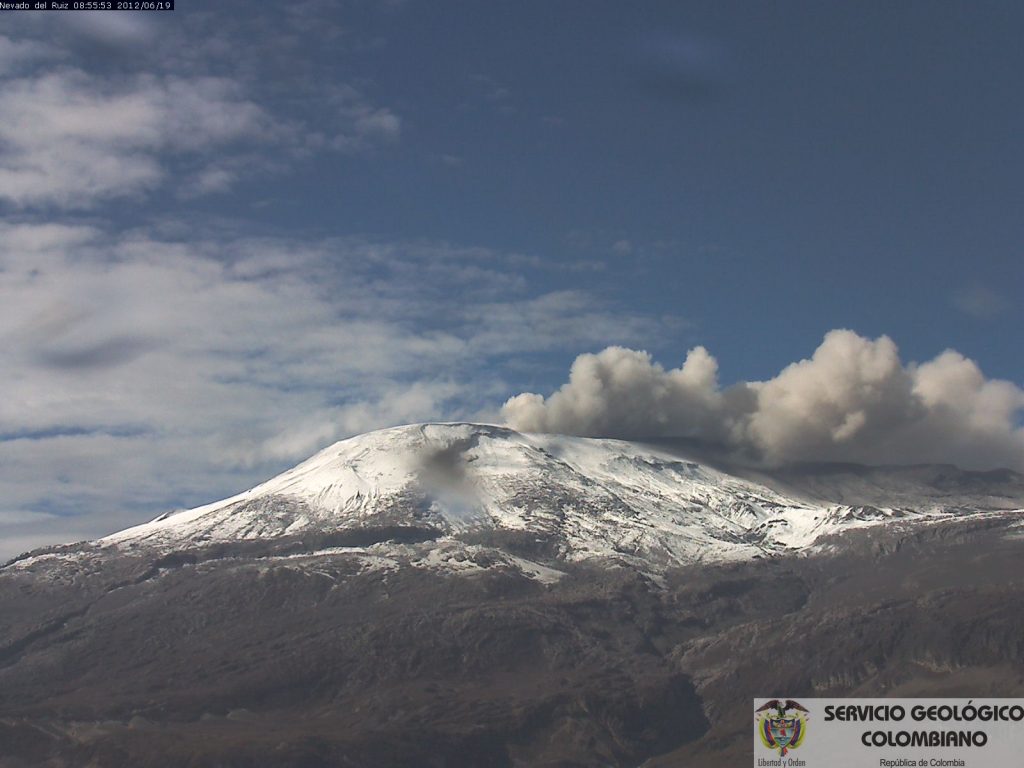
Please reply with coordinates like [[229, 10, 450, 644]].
[[9, 422, 1020, 576], [3, 423, 1024, 767]]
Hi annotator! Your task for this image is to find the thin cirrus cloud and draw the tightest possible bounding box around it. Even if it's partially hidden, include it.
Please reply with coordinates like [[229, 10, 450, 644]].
[[953, 284, 1012, 319], [0, 222, 668, 557], [503, 330, 1024, 472], [0, 11, 402, 209], [0, 34, 63, 72], [0, 69, 274, 208]]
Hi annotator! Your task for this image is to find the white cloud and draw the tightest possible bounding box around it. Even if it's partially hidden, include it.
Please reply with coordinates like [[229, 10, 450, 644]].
[[60, 13, 158, 48], [326, 84, 402, 149], [0, 223, 665, 551], [180, 166, 238, 198], [0, 34, 61, 73], [0, 17, 402, 208], [0, 70, 272, 208], [503, 330, 1024, 471]]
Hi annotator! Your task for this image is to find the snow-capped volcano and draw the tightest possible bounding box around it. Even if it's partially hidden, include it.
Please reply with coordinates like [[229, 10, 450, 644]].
[[6, 426, 1024, 768], [100, 423, 1023, 569]]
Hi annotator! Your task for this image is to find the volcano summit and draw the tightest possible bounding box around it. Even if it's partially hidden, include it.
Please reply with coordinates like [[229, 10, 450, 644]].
[[2, 423, 1023, 767]]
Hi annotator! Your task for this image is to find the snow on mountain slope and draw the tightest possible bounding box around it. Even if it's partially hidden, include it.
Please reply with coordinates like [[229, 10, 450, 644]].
[[95, 422, 1004, 571]]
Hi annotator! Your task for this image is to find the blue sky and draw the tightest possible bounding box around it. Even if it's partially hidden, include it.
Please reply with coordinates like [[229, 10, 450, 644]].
[[0, 2, 1021, 557]]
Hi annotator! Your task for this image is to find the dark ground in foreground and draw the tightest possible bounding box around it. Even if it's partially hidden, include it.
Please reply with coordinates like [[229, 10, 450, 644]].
[[1, 513, 1023, 767]]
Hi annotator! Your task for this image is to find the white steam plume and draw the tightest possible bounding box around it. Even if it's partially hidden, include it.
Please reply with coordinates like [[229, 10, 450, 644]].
[[502, 330, 1024, 470]]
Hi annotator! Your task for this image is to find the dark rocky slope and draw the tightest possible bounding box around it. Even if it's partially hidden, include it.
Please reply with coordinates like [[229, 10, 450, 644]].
[[1, 511, 1023, 767]]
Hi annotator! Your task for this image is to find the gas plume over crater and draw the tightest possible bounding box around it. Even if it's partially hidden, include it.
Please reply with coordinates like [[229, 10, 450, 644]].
[[503, 330, 1024, 472]]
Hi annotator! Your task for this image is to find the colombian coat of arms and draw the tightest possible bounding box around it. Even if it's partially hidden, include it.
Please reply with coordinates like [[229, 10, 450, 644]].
[[755, 699, 809, 756]]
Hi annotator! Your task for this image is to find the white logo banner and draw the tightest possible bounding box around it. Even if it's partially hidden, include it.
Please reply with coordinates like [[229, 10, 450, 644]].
[[753, 698, 1024, 767]]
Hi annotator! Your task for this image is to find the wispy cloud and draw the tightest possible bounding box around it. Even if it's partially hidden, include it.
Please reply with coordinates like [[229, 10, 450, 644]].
[[0, 70, 274, 208], [0, 222, 670, 553], [0, 7, 401, 209], [953, 283, 1012, 319], [634, 31, 730, 105], [0, 34, 63, 72]]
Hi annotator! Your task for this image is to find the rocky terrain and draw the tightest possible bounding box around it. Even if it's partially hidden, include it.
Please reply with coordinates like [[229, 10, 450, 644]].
[[2, 423, 1022, 767]]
